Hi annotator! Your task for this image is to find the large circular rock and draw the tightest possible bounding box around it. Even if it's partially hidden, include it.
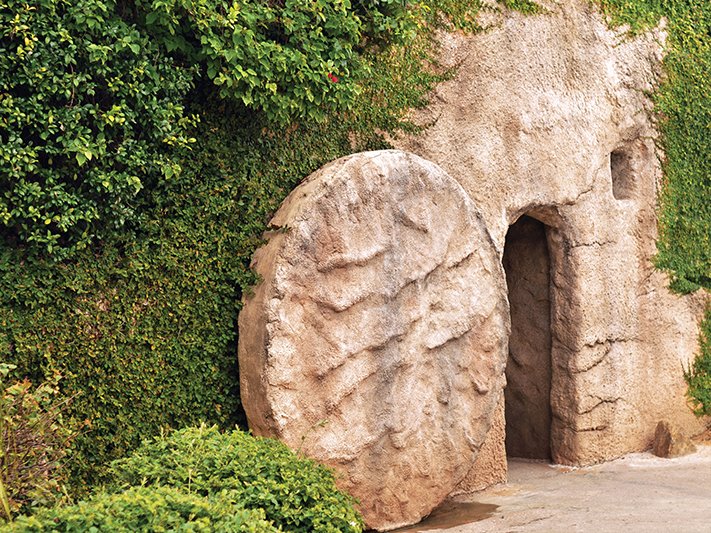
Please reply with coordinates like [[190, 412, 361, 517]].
[[238, 150, 509, 530]]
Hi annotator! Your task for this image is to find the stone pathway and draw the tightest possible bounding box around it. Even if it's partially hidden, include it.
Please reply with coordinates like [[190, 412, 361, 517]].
[[397, 444, 711, 533]]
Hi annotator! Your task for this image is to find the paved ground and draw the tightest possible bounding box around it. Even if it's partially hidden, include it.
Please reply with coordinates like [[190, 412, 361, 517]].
[[398, 444, 711, 533]]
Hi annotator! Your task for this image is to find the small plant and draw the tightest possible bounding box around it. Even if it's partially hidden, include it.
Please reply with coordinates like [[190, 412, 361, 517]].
[[109, 424, 364, 533], [684, 310, 711, 417], [0, 364, 76, 521]]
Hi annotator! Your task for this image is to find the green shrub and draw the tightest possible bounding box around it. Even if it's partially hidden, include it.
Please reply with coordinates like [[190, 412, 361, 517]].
[[109, 425, 364, 533], [0, 365, 75, 521], [0, 2, 471, 492], [0, 0, 195, 256], [685, 309, 711, 416], [130, 0, 363, 124], [0, 0, 458, 479], [2, 486, 278, 532], [500, 0, 543, 15], [0, 104, 375, 489], [0, 0, 482, 257]]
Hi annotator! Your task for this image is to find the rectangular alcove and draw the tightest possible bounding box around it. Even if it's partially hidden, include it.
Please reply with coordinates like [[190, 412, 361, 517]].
[[502, 214, 553, 461], [610, 148, 635, 200]]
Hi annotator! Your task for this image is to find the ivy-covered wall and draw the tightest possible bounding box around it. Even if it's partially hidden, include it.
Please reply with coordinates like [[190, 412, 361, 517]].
[[0, 106, 393, 487], [0, 0, 466, 487]]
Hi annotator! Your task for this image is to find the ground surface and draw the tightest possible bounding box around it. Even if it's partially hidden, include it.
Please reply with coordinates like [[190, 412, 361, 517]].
[[396, 444, 711, 533]]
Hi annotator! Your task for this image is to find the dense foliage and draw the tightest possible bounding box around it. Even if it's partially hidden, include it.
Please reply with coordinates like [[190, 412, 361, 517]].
[[0, 0, 480, 490], [3, 426, 361, 531], [684, 312, 711, 416], [598, 0, 710, 418], [0, 106, 376, 488], [2, 486, 278, 532], [0, 365, 75, 520], [130, 0, 362, 123], [0, 0, 474, 256], [0, 0, 195, 256], [109, 425, 363, 532]]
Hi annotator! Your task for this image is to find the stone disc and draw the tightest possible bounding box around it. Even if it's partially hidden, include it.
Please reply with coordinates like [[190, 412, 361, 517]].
[[238, 150, 509, 530]]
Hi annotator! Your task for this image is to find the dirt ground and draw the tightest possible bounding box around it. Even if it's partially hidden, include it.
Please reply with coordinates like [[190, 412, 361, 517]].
[[397, 443, 711, 533]]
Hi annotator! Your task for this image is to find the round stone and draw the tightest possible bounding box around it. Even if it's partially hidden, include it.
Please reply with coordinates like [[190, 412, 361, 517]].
[[238, 150, 509, 530]]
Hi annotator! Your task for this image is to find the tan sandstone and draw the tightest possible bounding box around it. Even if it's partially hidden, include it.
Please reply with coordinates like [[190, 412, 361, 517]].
[[238, 151, 510, 530], [652, 420, 697, 458], [394, 0, 708, 477]]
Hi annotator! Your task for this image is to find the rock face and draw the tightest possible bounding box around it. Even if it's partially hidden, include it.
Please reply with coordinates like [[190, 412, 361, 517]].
[[239, 0, 709, 529], [394, 0, 708, 478], [238, 151, 510, 530], [452, 395, 508, 495], [652, 421, 697, 458]]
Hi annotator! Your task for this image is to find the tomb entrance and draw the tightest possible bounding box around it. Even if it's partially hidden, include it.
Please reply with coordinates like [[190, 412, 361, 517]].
[[503, 215, 554, 461]]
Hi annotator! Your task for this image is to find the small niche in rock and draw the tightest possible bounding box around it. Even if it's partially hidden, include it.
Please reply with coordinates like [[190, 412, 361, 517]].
[[610, 149, 635, 200]]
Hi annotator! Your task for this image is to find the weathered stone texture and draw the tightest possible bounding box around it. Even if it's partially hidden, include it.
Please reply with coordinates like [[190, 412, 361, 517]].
[[452, 396, 507, 495], [395, 0, 708, 475], [238, 151, 510, 530], [652, 421, 697, 458]]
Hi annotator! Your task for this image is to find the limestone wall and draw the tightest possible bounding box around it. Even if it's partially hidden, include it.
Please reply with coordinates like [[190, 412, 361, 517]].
[[395, 0, 708, 478], [239, 1, 709, 529]]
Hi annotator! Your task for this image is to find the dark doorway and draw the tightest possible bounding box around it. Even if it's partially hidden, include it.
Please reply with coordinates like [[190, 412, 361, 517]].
[[503, 215, 552, 460]]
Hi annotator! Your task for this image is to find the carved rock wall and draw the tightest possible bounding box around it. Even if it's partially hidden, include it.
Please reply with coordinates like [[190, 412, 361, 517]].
[[239, 0, 708, 529], [394, 0, 708, 475]]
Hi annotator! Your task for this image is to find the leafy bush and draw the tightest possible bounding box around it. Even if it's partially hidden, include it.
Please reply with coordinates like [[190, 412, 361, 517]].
[[1, 0, 458, 480], [0, 365, 75, 521], [0, 0, 480, 255], [0, 103, 374, 489], [127, 0, 483, 124], [131, 0, 363, 124], [109, 425, 364, 533], [0, 0, 195, 256], [685, 310, 711, 416], [2, 486, 277, 532]]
